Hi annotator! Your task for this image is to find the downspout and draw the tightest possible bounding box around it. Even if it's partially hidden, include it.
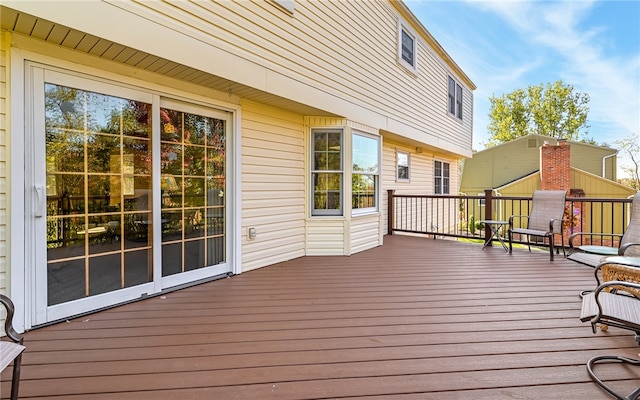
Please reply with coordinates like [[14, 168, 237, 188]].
[[602, 152, 617, 179]]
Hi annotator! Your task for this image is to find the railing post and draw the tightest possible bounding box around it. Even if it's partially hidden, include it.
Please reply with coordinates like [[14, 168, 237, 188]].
[[387, 190, 395, 235], [484, 189, 494, 245]]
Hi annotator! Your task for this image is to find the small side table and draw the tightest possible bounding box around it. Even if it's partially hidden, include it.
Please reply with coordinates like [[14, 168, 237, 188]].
[[479, 220, 509, 252]]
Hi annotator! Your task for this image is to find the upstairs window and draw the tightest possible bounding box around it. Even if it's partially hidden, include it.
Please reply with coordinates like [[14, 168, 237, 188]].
[[398, 23, 417, 73], [434, 160, 450, 194], [397, 151, 410, 181], [448, 76, 463, 120]]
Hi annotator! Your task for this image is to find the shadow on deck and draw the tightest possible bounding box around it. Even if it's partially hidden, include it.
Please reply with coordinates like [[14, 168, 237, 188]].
[[2, 235, 639, 399]]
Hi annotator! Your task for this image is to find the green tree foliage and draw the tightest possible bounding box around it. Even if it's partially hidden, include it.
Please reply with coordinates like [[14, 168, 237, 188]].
[[486, 80, 590, 147], [615, 133, 640, 190]]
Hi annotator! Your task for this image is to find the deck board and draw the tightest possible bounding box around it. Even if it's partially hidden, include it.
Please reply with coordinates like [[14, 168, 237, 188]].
[[3, 235, 639, 399]]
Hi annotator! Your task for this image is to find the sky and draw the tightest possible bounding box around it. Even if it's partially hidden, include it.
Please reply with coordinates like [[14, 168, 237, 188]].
[[405, 0, 640, 178]]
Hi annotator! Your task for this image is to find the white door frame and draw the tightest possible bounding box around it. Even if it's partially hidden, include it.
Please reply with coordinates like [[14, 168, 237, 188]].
[[10, 47, 243, 331]]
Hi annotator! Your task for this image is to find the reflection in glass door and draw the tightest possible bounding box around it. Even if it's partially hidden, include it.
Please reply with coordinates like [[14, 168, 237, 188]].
[[45, 84, 153, 306], [160, 107, 226, 277], [31, 67, 232, 325]]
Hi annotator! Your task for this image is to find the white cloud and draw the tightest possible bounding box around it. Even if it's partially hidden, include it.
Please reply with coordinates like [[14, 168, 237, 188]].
[[481, 1, 638, 133], [465, 0, 640, 174]]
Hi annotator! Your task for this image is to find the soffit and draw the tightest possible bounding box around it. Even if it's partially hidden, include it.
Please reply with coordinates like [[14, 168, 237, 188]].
[[1, 6, 336, 117]]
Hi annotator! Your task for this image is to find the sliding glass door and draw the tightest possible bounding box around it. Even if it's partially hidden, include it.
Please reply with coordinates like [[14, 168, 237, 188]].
[[28, 67, 232, 324]]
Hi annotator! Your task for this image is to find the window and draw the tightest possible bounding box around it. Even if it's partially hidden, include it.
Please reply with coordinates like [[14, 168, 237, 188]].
[[311, 129, 343, 216], [352, 132, 380, 213], [398, 23, 417, 72], [434, 160, 450, 194], [271, 0, 294, 14], [397, 151, 410, 181], [448, 76, 463, 120], [456, 84, 463, 119]]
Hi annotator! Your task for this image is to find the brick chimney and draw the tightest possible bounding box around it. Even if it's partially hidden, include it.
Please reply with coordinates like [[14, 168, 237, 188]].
[[540, 139, 570, 192]]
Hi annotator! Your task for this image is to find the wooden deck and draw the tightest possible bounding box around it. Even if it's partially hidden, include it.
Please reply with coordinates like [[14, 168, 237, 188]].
[[3, 235, 640, 399]]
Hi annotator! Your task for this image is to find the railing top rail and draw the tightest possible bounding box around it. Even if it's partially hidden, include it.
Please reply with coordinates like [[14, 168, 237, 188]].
[[389, 193, 633, 204]]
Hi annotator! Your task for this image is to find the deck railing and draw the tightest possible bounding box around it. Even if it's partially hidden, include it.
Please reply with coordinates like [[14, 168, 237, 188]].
[[387, 189, 634, 249]]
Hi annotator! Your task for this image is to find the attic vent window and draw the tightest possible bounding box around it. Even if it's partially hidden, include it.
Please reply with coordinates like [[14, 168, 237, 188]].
[[271, 0, 294, 14], [398, 22, 418, 74], [528, 139, 537, 148]]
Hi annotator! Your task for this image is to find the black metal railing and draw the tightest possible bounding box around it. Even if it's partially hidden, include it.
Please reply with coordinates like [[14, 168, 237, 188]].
[[387, 189, 634, 249]]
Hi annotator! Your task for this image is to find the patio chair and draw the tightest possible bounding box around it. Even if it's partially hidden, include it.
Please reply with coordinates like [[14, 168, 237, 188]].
[[508, 190, 567, 261], [580, 280, 640, 399], [568, 192, 640, 268], [1, 294, 25, 400]]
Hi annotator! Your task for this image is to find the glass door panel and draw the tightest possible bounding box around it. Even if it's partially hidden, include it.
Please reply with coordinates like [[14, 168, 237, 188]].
[[160, 107, 226, 277], [44, 83, 153, 306], [30, 67, 232, 325]]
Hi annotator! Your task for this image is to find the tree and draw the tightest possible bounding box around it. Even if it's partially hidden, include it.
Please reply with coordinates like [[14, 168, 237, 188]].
[[615, 133, 640, 190], [486, 80, 590, 147]]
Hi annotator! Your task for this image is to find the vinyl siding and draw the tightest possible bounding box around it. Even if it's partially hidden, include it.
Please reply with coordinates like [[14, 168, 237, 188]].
[[241, 100, 306, 272], [570, 169, 636, 198], [461, 135, 618, 195], [4, 0, 473, 157], [351, 214, 382, 254], [493, 170, 634, 199], [567, 143, 617, 180], [381, 139, 460, 235], [497, 176, 542, 197], [0, 31, 7, 295], [306, 221, 347, 256], [461, 138, 541, 194], [304, 117, 349, 256]]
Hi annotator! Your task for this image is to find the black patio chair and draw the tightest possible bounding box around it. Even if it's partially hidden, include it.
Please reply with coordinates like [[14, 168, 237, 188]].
[[580, 280, 640, 399], [1, 294, 25, 400], [508, 190, 567, 261], [568, 192, 640, 268]]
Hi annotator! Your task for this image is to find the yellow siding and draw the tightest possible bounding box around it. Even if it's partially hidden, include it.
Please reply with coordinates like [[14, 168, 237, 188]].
[[8, 0, 472, 156], [570, 169, 636, 198], [461, 135, 619, 195], [306, 221, 347, 256], [0, 31, 7, 295], [497, 169, 635, 199], [381, 138, 460, 235], [351, 214, 382, 254], [241, 100, 306, 272], [461, 137, 541, 195], [304, 116, 349, 257], [498, 176, 541, 197]]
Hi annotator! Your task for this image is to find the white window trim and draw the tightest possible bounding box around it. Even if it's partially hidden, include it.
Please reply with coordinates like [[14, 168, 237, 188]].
[[396, 150, 410, 182], [434, 159, 451, 195], [310, 128, 344, 217], [398, 21, 418, 74], [11, 47, 243, 330], [448, 75, 463, 121], [351, 131, 380, 216]]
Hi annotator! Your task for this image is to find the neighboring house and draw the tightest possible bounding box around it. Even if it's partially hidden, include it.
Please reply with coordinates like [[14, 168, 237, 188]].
[[460, 134, 634, 198], [460, 135, 636, 237], [0, 1, 475, 331]]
